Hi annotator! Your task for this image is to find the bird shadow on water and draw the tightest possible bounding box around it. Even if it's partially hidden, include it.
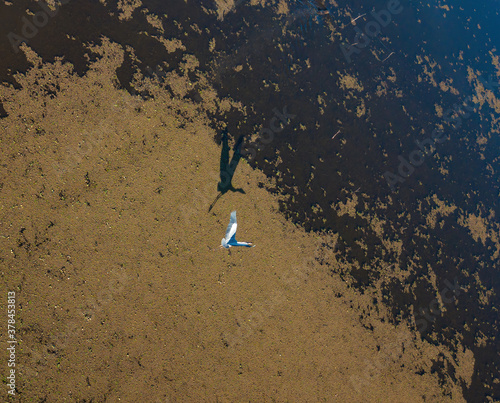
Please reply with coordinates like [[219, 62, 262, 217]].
[[208, 131, 246, 212]]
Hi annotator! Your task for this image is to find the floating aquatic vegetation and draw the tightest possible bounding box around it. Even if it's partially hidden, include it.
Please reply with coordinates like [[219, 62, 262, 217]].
[[280, 0, 337, 71]]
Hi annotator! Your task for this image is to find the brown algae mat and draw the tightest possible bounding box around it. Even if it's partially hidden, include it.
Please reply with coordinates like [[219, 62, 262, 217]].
[[0, 41, 473, 401]]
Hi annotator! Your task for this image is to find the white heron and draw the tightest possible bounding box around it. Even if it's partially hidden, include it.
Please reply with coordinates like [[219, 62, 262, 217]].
[[219, 211, 254, 252]]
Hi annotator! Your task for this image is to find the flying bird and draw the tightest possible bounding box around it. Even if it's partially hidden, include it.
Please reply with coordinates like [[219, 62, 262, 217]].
[[219, 211, 254, 252]]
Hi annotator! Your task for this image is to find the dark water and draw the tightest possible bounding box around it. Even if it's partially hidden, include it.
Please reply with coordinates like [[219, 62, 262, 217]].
[[1, 0, 499, 400]]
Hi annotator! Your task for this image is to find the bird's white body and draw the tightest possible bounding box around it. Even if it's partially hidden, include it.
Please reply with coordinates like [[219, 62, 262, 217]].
[[220, 211, 254, 249]]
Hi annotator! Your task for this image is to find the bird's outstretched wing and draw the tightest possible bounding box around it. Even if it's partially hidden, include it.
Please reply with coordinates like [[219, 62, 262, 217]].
[[225, 211, 238, 242]]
